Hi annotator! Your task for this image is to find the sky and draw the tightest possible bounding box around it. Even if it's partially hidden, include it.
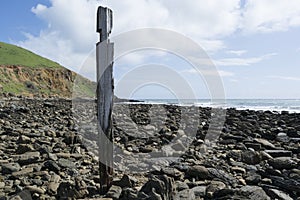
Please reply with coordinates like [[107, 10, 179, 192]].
[[1, 0, 300, 99]]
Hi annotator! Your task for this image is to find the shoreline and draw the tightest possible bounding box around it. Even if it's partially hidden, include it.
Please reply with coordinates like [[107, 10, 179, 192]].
[[2, 97, 300, 114]]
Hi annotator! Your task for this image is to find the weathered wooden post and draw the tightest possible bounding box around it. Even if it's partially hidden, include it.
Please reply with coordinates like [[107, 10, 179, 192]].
[[96, 6, 114, 194]]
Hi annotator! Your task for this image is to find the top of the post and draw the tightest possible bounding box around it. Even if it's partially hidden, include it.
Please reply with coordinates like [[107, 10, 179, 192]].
[[97, 6, 113, 42]]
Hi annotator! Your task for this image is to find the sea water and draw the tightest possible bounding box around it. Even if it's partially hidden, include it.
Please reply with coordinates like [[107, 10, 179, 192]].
[[134, 99, 300, 113]]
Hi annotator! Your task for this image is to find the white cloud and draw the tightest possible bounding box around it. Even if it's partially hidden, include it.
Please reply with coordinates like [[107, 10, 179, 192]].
[[16, 0, 242, 71], [31, 4, 47, 14], [268, 75, 300, 81], [242, 0, 300, 33], [214, 53, 277, 66], [226, 50, 247, 56], [15, 0, 300, 74]]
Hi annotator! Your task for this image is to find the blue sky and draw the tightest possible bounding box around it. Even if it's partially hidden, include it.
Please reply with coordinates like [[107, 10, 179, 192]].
[[1, 0, 300, 99]]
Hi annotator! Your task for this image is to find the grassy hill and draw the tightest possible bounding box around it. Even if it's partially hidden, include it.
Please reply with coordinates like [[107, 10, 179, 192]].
[[0, 42, 62, 69], [0, 42, 96, 98]]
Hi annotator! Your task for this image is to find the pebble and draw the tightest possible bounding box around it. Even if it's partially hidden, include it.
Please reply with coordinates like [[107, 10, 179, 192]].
[[0, 99, 300, 199]]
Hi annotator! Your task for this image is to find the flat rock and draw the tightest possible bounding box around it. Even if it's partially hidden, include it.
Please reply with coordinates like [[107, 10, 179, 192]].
[[264, 150, 292, 158], [58, 158, 76, 169], [254, 138, 276, 149], [12, 167, 34, 178]]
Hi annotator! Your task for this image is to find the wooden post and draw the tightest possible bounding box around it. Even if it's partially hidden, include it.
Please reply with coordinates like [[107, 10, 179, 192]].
[[96, 6, 114, 194]]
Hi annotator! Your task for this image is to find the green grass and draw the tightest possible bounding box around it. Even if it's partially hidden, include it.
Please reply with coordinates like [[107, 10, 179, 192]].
[[0, 42, 62, 69]]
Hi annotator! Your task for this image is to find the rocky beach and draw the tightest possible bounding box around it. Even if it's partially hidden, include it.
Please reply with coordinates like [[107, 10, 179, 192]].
[[0, 98, 300, 199]]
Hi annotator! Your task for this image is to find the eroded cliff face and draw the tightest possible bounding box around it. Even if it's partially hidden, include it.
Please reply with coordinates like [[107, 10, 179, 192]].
[[0, 65, 95, 98]]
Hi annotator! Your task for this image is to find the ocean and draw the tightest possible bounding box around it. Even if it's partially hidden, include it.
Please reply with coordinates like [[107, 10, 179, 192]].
[[133, 99, 300, 113]]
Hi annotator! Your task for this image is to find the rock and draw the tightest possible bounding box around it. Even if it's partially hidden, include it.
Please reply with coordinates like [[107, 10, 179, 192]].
[[13, 151, 40, 165], [206, 181, 226, 198], [140, 175, 175, 200], [16, 144, 34, 154], [175, 181, 189, 191], [58, 158, 76, 169], [1, 163, 21, 174], [191, 186, 206, 198], [0, 182, 4, 189], [113, 174, 136, 188], [268, 157, 297, 170], [269, 176, 300, 193], [9, 190, 32, 200], [264, 150, 292, 157], [245, 174, 261, 185], [121, 188, 138, 200], [266, 188, 293, 200], [174, 189, 195, 200], [48, 173, 61, 195], [241, 151, 261, 165], [244, 142, 261, 151], [238, 186, 270, 200], [254, 138, 276, 149], [276, 132, 289, 142], [25, 186, 45, 194], [17, 135, 31, 143], [260, 151, 273, 160], [57, 182, 76, 199], [185, 165, 209, 180], [207, 168, 238, 186], [105, 185, 122, 200], [231, 166, 246, 174], [12, 167, 34, 178], [43, 160, 61, 173], [161, 167, 183, 179]]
